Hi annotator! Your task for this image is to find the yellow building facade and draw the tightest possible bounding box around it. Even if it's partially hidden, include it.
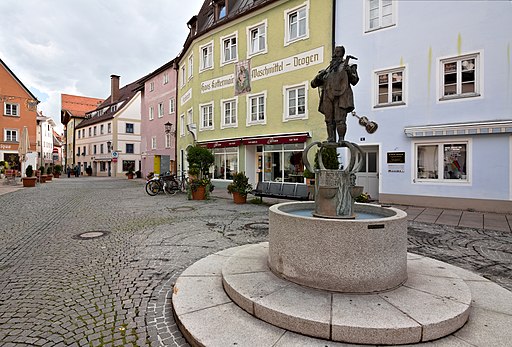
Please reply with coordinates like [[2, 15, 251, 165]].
[[176, 0, 333, 187]]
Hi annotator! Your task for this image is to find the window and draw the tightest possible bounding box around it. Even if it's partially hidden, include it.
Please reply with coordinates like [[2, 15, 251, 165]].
[[111, 105, 117, 112], [78, 131, 81, 139], [165, 133, 171, 148], [285, 4, 308, 44], [149, 81, 154, 91], [100, 162, 106, 172], [4, 103, 19, 116], [82, 129, 85, 138], [93, 126, 97, 136], [126, 123, 134, 133], [284, 84, 307, 120], [100, 144, 104, 154], [158, 103, 164, 118], [93, 145, 97, 154], [375, 67, 405, 106], [365, 0, 396, 32], [200, 42, 213, 71], [163, 73, 169, 85], [149, 106, 154, 120], [4, 129, 18, 142], [221, 33, 237, 64], [416, 141, 469, 182], [248, 21, 267, 56], [187, 108, 193, 125], [263, 143, 305, 183], [83, 146, 86, 156], [188, 54, 193, 80], [151, 137, 157, 150], [441, 53, 479, 100], [212, 147, 238, 180], [180, 114, 185, 136], [126, 143, 134, 154], [169, 98, 175, 114], [200, 103, 214, 130], [107, 123, 111, 133], [180, 66, 186, 86], [122, 160, 135, 171], [88, 128, 92, 136], [221, 98, 237, 128], [100, 124, 104, 134], [247, 92, 266, 125]]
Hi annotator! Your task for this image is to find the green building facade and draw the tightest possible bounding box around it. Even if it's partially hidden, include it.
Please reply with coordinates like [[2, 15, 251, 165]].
[[176, 0, 333, 187]]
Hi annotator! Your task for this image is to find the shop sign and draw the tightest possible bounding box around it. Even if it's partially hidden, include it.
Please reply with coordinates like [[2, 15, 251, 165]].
[[242, 135, 308, 146], [387, 152, 405, 164], [205, 139, 241, 149], [180, 88, 192, 105], [0, 144, 13, 150]]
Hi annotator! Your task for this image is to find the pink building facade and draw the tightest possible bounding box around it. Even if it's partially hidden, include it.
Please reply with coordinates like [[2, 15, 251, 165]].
[[139, 61, 178, 177]]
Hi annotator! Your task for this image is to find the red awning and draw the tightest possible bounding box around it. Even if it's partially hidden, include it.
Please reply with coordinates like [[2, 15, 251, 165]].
[[205, 139, 242, 149], [241, 134, 308, 146]]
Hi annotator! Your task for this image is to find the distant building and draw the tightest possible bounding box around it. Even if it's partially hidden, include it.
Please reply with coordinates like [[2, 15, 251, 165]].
[[75, 76, 143, 177], [61, 94, 104, 169], [137, 60, 178, 177], [336, 0, 512, 213], [0, 58, 39, 172]]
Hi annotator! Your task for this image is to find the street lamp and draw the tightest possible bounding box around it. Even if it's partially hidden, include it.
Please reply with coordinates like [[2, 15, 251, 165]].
[[164, 122, 174, 135]]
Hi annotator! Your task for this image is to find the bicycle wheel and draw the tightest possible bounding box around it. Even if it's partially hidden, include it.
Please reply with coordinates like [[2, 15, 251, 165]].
[[164, 180, 179, 195], [145, 180, 162, 196]]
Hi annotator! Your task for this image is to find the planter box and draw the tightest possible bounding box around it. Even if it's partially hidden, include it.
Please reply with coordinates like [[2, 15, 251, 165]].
[[232, 192, 247, 204], [191, 186, 206, 200], [22, 177, 37, 187]]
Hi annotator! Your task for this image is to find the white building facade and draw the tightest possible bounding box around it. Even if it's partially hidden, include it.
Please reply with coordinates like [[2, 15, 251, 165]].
[[336, 0, 512, 213]]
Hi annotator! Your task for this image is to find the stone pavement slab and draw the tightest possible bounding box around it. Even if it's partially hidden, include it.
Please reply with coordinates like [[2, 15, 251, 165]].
[[459, 211, 484, 228]]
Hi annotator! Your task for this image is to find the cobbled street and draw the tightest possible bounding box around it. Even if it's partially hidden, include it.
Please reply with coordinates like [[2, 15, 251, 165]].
[[0, 177, 511, 347]]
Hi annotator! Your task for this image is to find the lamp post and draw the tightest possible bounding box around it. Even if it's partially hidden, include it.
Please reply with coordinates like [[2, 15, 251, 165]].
[[164, 122, 176, 174], [164, 122, 173, 134], [106, 140, 112, 177]]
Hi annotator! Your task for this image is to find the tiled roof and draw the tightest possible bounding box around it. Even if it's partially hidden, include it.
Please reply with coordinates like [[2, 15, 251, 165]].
[[61, 94, 104, 117], [76, 77, 144, 129]]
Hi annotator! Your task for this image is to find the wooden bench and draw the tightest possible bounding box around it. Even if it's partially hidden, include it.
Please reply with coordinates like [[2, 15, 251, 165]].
[[251, 181, 309, 201]]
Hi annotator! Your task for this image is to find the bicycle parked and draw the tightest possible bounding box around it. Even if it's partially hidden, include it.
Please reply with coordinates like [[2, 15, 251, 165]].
[[145, 172, 188, 196]]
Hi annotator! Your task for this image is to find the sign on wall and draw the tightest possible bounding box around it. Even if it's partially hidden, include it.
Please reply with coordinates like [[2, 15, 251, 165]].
[[235, 60, 251, 95], [387, 152, 405, 173]]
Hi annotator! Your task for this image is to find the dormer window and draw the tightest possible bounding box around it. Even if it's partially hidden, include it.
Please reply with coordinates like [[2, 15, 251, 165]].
[[214, 0, 227, 21], [111, 105, 117, 112]]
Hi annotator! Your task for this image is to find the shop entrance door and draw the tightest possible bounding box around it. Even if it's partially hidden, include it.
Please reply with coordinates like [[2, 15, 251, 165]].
[[355, 146, 379, 200]]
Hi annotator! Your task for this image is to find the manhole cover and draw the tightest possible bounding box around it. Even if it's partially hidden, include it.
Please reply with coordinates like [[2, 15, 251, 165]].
[[244, 222, 269, 231], [73, 231, 110, 240], [170, 206, 195, 212]]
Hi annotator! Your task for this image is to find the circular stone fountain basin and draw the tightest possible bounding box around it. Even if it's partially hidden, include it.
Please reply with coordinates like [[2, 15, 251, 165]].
[[269, 202, 408, 293]]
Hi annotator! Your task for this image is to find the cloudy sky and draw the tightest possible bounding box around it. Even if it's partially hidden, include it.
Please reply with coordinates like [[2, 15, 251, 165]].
[[0, 0, 204, 131]]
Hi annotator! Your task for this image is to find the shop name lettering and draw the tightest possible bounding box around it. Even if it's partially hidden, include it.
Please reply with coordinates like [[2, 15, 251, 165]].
[[201, 75, 235, 93], [200, 47, 324, 93], [0, 144, 12, 149]]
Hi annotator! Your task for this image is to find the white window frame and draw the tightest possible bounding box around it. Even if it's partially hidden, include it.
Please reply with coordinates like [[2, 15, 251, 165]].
[[221, 97, 238, 129], [149, 81, 154, 92], [107, 123, 111, 133], [151, 136, 157, 150], [199, 102, 214, 131], [4, 129, 18, 142], [165, 133, 171, 148], [364, 0, 397, 33], [4, 103, 19, 116], [247, 20, 267, 58], [374, 66, 406, 107], [413, 138, 471, 184], [149, 106, 154, 120], [163, 73, 169, 85], [169, 98, 175, 114], [220, 31, 238, 66], [187, 108, 193, 125], [283, 82, 308, 121], [100, 124, 104, 134], [158, 102, 164, 118], [187, 54, 193, 80], [438, 52, 481, 102], [180, 65, 186, 87], [284, 2, 309, 46], [180, 114, 185, 137], [247, 91, 267, 126], [199, 41, 214, 72]]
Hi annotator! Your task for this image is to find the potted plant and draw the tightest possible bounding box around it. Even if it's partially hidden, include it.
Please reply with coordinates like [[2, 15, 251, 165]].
[[135, 170, 142, 178], [86, 165, 93, 176], [46, 166, 53, 181], [22, 165, 37, 187], [125, 166, 134, 179], [186, 145, 215, 200], [53, 165, 62, 178], [227, 172, 253, 204], [39, 165, 47, 183]]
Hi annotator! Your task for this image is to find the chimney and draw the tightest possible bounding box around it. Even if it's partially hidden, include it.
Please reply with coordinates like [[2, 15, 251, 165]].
[[187, 16, 198, 36], [110, 75, 120, 103]]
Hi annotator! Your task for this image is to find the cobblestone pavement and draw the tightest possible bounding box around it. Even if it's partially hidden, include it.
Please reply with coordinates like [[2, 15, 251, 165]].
[[0, 178, 510, 347]]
